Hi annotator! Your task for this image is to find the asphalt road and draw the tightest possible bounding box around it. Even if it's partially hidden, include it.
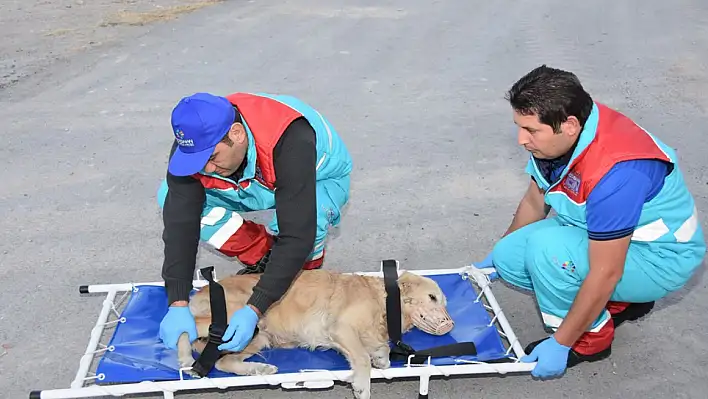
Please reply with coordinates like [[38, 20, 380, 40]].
[[2, 0, 708, 398]]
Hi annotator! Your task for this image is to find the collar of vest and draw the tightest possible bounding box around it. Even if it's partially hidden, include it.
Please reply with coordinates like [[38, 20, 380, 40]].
[[567, 102, 600, 166], [238, 119, 258, 183]]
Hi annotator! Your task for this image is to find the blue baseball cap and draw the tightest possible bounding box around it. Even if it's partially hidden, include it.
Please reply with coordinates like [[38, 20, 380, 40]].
[[168, 92, 236, 176]]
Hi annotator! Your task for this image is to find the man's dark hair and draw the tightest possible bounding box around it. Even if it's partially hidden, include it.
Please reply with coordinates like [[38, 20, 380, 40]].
[[505, 65, 594, 133]]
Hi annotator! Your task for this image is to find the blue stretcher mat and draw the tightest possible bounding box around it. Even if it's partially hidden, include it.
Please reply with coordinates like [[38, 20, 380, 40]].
[[95, 272, 512, 384]]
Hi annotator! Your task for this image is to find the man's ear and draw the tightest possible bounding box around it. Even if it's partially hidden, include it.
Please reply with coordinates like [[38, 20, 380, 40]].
[[562, 116, 582, 136], [228, 122, 247, 144]]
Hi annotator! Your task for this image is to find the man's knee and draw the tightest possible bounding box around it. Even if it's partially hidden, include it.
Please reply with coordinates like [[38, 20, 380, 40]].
[[491, 218, 561, 272], [490, 233, 533, 290], [524, 226, 585, 284], [320, 176, 350, 216], [491, 234, 515, 269], [301, 177, 350, 268], [523, 229, 552, 265], [314, 178, 349, 236]]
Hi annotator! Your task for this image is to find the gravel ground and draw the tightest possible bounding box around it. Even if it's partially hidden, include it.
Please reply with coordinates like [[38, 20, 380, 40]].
[[1, 0, 707, 398], [1, 0, 223, 89]]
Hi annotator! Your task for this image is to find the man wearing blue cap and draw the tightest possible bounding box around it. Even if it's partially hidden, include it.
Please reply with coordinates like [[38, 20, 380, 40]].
[[156, 91, 353, 352]]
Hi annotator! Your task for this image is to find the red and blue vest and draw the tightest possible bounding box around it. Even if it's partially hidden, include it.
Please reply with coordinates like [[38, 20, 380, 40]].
[[525, 102, 705, 290], [192, 92, 353, 212]]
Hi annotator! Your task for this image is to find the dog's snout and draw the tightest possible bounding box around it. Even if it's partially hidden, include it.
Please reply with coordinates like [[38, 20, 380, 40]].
[[413, 305, 455, 335]]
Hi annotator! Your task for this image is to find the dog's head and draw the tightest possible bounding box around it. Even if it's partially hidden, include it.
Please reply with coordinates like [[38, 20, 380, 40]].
[[398, 272, 454, 335]]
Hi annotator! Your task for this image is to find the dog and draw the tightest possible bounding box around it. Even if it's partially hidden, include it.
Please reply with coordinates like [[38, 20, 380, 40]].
[[176, 268, 455, 399]]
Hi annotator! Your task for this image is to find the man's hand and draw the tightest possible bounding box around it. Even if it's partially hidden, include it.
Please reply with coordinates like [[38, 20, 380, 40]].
[[217, 305, 261, 352], [159, 302, 198, 349], [473, 252, 498, 281], [521, 335, 571, 379], [554, 236, 629, 346]]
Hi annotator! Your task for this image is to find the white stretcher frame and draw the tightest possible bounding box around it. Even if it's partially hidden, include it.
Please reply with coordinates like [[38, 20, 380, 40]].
[[29, 263, 536, 399]]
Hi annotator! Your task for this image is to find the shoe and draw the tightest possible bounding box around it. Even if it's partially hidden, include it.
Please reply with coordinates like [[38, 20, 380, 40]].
[[524, 337, 611, 368], [237, 246, 273, 275], [236, 264, 266, 275], [611, 301, 654, 327]]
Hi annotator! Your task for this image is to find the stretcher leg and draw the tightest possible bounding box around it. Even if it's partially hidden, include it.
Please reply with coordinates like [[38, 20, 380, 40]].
[[419, 373, 430, 398]]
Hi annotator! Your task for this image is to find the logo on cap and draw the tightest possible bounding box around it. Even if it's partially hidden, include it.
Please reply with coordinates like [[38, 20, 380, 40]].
[[174, 128, 194, 147]]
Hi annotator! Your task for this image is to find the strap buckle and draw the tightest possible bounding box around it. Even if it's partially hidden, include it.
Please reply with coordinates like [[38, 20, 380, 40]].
[[207, 323, 226, 345], [395, 340, 414, 354]]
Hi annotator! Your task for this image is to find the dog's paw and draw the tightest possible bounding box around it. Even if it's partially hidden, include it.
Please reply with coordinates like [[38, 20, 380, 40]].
[[182, 368, 202, 379], [371, 356, 390, 369], [246, 363, 278, 376], [177, 354, 195, 371], [352, 385, 371, 399], [370, 345, 391, 369], [351, 375, 371, 399]]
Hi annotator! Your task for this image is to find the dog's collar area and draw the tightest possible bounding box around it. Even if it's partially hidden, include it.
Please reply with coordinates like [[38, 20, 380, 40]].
[[381, 259, 478, 364]]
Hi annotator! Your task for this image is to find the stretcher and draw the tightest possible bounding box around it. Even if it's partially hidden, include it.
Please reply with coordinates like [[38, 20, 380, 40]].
[[29, 261, 536, 398]]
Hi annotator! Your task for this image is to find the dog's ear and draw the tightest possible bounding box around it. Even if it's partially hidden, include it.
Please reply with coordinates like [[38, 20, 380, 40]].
[[398, 272, 417, 297]]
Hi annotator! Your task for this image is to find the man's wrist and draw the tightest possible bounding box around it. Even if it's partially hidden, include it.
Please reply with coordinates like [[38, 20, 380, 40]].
[[553, 294, 592, 347], [247, 304, 262, 317], [165, 278, 194, 306], [550, 333, 572, 348], [170, 300, 189, 307], [554, 271, 618, 347], [553, 327, 578, 347], [246, 290, 272, 317]]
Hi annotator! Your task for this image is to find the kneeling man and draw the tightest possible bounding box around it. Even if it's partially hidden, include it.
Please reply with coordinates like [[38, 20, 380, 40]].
[[475, 65, 706, 379], [157, 92, 353, 353]]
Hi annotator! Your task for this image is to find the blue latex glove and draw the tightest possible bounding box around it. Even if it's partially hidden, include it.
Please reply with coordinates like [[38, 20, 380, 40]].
[[521, 335, 571, 379], [474, 252, 498, 280], [159, 305, 198, 350], [217, 305, 260, 352]]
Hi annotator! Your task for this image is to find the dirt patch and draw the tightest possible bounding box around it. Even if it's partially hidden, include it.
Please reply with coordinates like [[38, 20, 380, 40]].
[[100, 1, 222, 26], [0, 0, 224, 90]]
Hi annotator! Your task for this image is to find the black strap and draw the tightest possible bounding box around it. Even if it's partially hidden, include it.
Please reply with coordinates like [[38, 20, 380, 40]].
[[382, 259, 479, 364], [383, 259, 403, 344], [190, 266, 229, 377]]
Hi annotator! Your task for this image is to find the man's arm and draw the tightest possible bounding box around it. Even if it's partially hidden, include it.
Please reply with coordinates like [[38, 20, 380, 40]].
[[246, 117, 318, 315], [503, 177, 551, 237], [554, 159, 668, 346], [161, 141, 206, 306], [554, 235, 630, 346]]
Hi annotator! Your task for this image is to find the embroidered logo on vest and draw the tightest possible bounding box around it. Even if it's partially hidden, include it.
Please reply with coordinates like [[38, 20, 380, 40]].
[[563, 171, 581, 195]]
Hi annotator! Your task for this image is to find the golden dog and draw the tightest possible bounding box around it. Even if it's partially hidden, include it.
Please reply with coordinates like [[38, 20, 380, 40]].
[[176, 269, 454, 399]]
